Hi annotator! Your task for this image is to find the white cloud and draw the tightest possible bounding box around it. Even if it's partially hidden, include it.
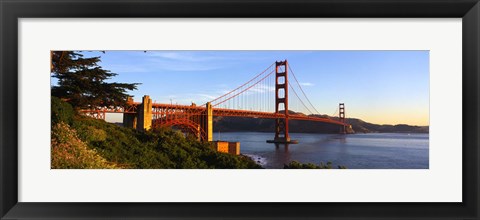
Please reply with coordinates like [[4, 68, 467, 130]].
[[147, 52, 222, 62], [299, 82, 314, 87], [108, 64, 149, 73], [198, 94, 218, 100], [247, 85, 275, 94], [145, 52, 227, 71], [147, 59, 225, 71]]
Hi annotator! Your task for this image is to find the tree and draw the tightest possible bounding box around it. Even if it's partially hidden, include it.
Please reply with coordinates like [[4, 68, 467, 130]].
[[51, 51, 139, 109]]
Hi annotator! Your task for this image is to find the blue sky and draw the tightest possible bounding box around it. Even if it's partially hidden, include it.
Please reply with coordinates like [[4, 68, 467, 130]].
[[70, 51, 429, 126]]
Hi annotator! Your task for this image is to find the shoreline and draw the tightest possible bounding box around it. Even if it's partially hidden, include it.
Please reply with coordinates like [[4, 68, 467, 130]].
[[243, 154, 267, 168]]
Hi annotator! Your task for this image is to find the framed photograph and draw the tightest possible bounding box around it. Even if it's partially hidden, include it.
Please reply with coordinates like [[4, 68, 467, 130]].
[[1, 0, 479, 219]]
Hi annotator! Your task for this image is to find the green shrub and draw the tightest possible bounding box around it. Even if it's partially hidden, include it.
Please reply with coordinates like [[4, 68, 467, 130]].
[[51, 122, 117, 169], [69, 116, 261, 169], [51, 96, 74, 125], [75, 124, 107, 143]]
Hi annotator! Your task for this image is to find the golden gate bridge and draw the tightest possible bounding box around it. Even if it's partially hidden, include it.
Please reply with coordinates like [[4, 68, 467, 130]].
[[80, 60, 351, 144]]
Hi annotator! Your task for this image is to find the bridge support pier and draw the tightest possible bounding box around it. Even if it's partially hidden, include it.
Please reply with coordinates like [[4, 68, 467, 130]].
[[200, 102, 213, 142], [137, 95, 152, 131], [123, 113, 137, 129], [123, 97, 137, 129]]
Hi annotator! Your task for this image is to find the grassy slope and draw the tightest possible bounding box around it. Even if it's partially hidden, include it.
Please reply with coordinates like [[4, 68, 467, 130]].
[[70, 116, 261, 169]]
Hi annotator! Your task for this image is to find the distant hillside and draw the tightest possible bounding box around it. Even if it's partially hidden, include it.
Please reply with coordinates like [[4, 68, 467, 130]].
[[344, 118, 428, 133], [213, 113, 428, 134]]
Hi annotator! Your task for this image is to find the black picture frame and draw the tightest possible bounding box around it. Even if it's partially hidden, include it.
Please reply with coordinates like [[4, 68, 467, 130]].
[[1, 0, 479, 219]]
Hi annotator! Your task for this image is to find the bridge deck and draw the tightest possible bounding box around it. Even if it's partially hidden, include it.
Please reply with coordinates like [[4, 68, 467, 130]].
[[80, 102, 349, 127]]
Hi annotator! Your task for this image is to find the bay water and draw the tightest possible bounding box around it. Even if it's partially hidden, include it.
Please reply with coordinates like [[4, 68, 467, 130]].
[[213, 132, 429, 169]]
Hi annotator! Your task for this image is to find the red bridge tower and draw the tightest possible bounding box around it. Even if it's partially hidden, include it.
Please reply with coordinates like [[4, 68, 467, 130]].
[[267, 60, 298, 144], [339, 103, 346, 134]]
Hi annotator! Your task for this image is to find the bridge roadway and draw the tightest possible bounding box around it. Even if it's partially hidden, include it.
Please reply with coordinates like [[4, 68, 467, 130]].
[[81, 102, 349, 127]]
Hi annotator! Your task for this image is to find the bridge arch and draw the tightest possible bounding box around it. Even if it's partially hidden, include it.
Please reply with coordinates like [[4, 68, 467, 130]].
[[152, 118, 207, 141]]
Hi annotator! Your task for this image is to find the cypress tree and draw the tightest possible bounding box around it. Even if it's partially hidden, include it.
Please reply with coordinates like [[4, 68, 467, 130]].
[[51, 51, 139, 109]]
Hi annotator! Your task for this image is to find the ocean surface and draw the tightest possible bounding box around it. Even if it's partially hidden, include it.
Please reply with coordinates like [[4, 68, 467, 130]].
[[213, 132, 429, 169]]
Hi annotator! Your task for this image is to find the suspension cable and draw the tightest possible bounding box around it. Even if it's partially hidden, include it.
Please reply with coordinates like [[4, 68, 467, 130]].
[[288, 82, 313, 115], [213, 70, 275, 107], [210, 62, 275, 104], [288, 65, 321, 115], [331, 108, 338, 118]]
